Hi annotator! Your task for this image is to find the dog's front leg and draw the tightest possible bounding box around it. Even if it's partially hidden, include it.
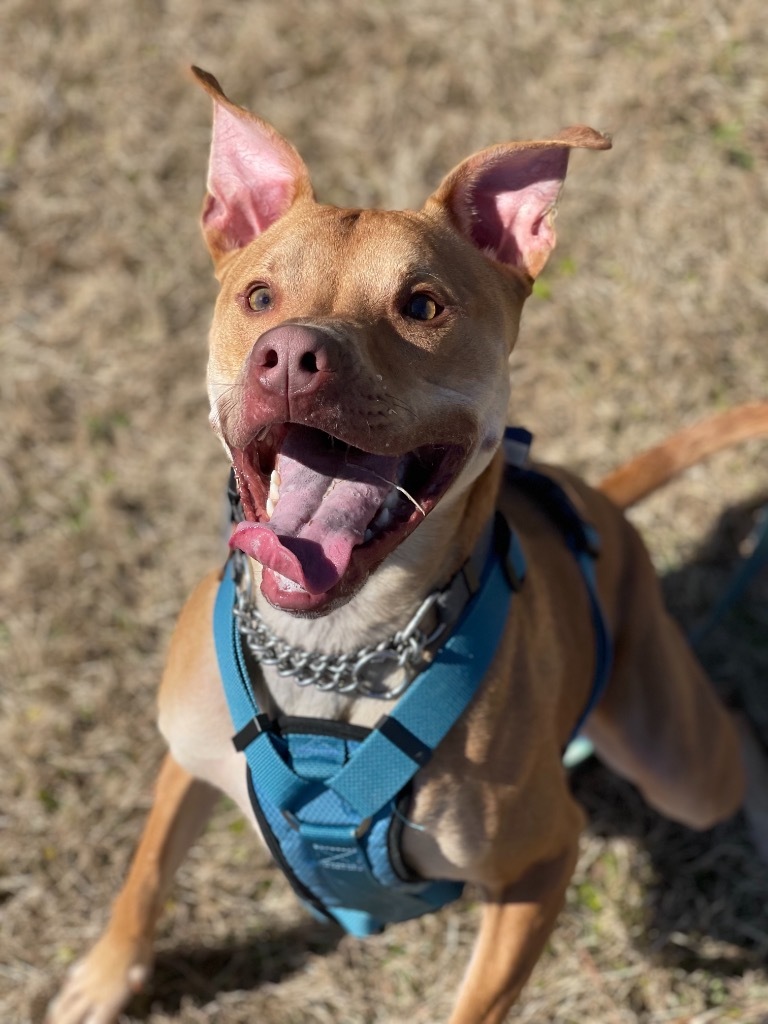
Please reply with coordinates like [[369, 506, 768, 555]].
[[46, 754, 219, 1024], [449, 843, 579, 1024]]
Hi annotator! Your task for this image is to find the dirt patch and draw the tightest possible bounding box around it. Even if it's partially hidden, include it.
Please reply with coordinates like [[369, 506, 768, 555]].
[[3, 1, 767, 1021]]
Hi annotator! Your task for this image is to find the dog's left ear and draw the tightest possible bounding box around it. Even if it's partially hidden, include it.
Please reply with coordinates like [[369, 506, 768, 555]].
[[191, 67, 315, 265], [426, 127, 611, 280]]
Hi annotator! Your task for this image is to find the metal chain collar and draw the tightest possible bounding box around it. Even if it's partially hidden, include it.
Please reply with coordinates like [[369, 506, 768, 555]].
[[231, 552, 446, 700]]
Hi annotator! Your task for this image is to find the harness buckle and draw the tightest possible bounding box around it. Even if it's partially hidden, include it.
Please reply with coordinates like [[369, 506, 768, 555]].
[[282, 808, 300, 830], [232, 712, 272, 752], [282, 810, 372, 840]]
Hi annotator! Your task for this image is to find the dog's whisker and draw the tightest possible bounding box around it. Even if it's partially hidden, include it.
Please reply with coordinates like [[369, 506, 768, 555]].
[[353, 464, 426, 517], [392, 483, 426, 517]]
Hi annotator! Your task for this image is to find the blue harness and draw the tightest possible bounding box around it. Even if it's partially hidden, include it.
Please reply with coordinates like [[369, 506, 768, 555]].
[[213, 429, 612, 937]]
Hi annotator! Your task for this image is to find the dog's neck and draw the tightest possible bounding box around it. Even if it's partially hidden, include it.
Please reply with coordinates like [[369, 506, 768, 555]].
[[250, 452, 504, 724]]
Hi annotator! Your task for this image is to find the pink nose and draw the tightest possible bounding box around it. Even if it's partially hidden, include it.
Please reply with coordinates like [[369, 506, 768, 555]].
[[248, 324, 338, 397]]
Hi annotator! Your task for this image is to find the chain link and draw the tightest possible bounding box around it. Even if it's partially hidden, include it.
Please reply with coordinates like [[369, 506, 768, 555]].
[[231, 553, 444, 699]]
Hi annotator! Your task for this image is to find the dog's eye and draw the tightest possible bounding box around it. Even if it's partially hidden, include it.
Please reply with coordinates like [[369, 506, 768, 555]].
[[247, 286, 272, 311], [402, 293, 443, 321]]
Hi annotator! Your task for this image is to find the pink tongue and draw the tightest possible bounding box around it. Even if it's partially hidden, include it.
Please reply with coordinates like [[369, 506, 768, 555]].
[[230, 428, 399, 595]]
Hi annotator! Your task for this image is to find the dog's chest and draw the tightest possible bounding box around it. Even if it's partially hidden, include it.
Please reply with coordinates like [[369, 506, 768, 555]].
[[255, 662, 395, 728]]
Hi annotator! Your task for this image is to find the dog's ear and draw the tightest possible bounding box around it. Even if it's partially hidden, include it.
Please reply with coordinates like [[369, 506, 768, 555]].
[[426, 127, 611, 279], [191, 67, 314, 264]]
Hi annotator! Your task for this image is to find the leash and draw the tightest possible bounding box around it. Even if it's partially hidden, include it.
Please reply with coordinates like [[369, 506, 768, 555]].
[[503, 428, 613, 766]]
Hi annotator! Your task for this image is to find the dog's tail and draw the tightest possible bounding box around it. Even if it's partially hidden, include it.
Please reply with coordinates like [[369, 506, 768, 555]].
[[598, 403, 768, 510]]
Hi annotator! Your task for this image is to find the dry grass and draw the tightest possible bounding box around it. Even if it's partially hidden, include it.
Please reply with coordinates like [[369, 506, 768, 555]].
[[2, 1, 768, 1021]]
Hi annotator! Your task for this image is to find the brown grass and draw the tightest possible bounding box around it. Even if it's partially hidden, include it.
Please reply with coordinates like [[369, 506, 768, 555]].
[[2, 1, 768, 1021]]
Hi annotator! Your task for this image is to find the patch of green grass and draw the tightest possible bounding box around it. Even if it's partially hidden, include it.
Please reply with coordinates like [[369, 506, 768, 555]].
[[54, 943, 78, 966], [576, 881, 603, 913], [64, 485, 94, 533], [711, 121, 754, 171], [38, 789, 59, 814], [86, 410, 131, 444]]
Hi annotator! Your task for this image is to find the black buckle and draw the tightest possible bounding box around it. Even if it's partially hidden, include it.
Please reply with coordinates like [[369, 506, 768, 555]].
[[375, 715, 432, 767], [232, 713, 272, 752]]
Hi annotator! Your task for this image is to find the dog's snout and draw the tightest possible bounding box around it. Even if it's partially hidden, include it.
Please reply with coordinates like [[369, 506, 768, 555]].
[[249, 324, 337, 397]]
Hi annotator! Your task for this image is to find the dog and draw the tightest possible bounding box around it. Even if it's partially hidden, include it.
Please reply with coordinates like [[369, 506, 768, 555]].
[[46, 68, 768, 1024]]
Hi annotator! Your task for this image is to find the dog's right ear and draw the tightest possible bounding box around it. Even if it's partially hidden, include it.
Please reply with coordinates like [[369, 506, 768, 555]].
[[191, 67, 314, 265]]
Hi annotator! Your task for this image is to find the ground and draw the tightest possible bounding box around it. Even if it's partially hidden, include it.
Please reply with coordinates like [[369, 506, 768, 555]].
[[2, 1, 768, 1021]]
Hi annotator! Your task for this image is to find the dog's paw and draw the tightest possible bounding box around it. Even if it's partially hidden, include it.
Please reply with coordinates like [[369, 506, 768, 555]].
[[45, 933, 151, 1024]]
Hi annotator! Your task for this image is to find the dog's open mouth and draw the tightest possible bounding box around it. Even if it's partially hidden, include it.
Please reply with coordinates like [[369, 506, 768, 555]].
[[229, 424, 465, 612]]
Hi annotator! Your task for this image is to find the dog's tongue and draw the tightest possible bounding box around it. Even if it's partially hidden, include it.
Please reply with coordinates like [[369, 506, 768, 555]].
[[230, 427, 399, 595]]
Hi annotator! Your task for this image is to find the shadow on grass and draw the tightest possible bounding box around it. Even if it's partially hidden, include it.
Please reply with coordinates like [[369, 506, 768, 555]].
[[572, 758, 768, 974], [572, 492, 768, 975], [129, 918, 343, 1017], [661, 490, 768, 738]]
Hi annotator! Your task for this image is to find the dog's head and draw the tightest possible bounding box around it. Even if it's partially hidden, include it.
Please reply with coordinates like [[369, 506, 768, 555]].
[[194, 68, 610, 614]]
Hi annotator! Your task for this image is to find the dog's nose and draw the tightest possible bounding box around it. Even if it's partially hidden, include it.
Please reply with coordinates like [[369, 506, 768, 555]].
[[248, 324, 338, 397]]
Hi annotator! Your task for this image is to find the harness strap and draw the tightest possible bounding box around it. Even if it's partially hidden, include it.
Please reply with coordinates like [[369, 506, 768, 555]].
[[503, 428, 613, 744], [214, 567, 256, 718], [215, 570, 322, 811], [567, 546, 612, 739]]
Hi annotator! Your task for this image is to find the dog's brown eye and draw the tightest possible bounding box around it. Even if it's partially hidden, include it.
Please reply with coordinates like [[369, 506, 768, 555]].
[[247, 286, 272, 311], [403, 294, 443, 321]]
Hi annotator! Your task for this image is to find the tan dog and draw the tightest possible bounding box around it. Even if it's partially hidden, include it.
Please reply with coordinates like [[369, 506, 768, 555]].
[[47, 69, 768, 1024]]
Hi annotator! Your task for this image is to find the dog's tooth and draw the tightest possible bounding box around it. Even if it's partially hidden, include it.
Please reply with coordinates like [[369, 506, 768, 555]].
[[266, 496, 275, 518], [375, 507, 392, 529], [364, 528, 374, 543], [269, 468, 281, 505]]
